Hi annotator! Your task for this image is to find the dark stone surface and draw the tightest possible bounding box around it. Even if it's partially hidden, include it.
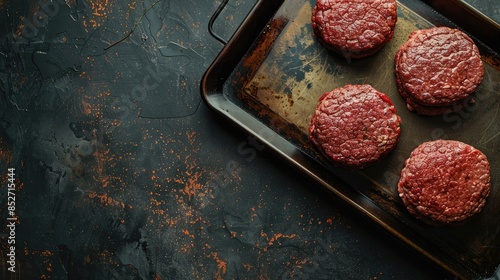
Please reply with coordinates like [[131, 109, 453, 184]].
[[463, 0, 500, 22], [0, 0, 496, 279]]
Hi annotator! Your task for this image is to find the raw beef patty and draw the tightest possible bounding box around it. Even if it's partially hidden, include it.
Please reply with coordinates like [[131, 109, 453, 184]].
[[395, 26, 484, 116], [398, 140, 491, 225], [309, 84, 402, 169], [311, 0, 397, 58]]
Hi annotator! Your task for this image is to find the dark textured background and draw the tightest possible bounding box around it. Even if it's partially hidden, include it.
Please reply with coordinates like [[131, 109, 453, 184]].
[[464, 0, 500, 22], [0, 0, 498, 279]]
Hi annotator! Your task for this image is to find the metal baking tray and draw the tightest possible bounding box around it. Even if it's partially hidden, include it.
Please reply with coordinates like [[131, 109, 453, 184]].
[[201, 0, 500, 278]]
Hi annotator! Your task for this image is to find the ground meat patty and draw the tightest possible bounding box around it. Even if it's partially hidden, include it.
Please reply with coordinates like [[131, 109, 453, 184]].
[[311, 0, 397, 59], [309, 84, 401, 169], [398, 140, 491, 225], [395, 73, 467, 116], [395, 27, 483, 115]]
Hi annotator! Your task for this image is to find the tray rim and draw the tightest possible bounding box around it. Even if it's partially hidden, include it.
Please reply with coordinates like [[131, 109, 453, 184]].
[[200, 0, 500, 279]]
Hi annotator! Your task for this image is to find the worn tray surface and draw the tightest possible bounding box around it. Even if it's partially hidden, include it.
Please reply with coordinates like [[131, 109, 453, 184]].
[[221, 0, 500, 278]]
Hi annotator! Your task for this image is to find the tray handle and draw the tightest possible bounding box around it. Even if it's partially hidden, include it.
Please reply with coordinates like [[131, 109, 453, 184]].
[[208, 0, 230, 45]]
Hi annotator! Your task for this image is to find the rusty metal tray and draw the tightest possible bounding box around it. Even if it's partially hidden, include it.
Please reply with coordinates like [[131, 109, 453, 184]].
[[201, 0, 500, 278]]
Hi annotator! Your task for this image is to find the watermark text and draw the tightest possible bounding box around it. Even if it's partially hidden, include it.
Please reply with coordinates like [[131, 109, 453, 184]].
[[6, 168, 17, 273]]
